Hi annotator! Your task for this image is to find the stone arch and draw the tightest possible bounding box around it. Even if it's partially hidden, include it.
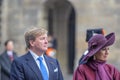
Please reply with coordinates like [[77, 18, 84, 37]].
[[44, 0, 76, 74]]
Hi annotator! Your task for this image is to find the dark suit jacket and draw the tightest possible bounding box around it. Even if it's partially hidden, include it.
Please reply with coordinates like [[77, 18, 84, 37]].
[[0, 51, 17, 80], [10, 51, 64, 80]]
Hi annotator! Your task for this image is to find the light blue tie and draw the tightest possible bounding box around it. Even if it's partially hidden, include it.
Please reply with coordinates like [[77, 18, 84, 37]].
[[38, 57, 48, 80]]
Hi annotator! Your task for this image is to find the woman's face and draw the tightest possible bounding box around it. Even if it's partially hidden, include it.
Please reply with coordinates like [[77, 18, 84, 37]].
[[94, 47, 109, 61]]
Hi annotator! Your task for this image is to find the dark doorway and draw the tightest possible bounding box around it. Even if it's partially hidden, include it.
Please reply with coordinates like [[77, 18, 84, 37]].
[[48, 9, 53, 35], [68, 8, 76, 74], [46, 1, 76, 74]]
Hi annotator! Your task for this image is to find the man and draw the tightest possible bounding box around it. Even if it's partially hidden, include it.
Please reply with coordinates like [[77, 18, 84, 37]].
[[0, 40, 17, 80], [10, 27, 63, 80]]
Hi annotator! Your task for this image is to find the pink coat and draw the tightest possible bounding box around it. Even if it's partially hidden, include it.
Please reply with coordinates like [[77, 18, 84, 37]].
[[73, 64, 120, 80]]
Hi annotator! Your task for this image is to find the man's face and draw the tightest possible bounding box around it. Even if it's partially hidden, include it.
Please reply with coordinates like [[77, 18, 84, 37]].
[[31, 34, 48, 52], [6, 41, 14, 51]]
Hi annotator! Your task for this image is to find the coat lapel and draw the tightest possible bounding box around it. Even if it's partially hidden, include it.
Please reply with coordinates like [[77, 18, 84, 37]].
[[44, 55, 56, 80], [13, 52, 17, 60], [25, 52, 43, 80], [1, 52, 11, 74], [4, 52, 11, 65], [1, 51, 18, 74]]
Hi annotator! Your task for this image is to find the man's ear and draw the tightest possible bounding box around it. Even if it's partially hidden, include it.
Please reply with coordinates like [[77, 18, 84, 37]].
[[29, 40, 34, 47]]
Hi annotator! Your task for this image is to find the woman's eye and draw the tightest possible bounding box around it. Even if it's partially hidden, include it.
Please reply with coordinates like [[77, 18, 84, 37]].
[[102, 47, 109, 50]]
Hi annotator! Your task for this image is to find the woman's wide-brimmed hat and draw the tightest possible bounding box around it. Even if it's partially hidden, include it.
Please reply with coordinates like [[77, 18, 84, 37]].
[[80, 32, 115, 64]]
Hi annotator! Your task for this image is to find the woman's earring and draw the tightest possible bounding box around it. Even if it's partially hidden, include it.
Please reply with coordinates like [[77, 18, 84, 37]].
[[93, 56, 96, 60]]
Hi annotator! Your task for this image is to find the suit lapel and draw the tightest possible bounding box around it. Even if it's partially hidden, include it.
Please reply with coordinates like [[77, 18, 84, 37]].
[[44, 55, 55, 80], [2, 51, 18, 73], [13, 52, 17, 60], [4, 51, 11, 64], [25, 52, 43, 80], [2, 52, 11, 74]]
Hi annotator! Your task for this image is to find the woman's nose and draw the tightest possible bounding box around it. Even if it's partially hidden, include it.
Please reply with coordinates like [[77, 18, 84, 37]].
[[105, 48, 109, 54]]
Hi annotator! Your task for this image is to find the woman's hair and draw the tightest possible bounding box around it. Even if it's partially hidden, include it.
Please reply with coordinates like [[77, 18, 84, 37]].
[[88, 56, 94, 62], [24, 27, 48, 48]]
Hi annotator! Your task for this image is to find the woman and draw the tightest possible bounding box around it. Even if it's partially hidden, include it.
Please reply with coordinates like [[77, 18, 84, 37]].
[[73, 32, 120, 80]]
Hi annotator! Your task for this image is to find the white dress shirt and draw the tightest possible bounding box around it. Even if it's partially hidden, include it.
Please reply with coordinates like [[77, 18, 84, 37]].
[[29, 50, 49, 76], [7, 51, 13, 56]]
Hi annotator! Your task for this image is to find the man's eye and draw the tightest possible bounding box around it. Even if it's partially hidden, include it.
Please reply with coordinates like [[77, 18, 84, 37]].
[[39, 38, 43, 40], [40, 37, 46, 40]]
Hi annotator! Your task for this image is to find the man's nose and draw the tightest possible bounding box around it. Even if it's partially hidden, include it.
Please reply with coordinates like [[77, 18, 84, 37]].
[[45, 39, 48, 44]]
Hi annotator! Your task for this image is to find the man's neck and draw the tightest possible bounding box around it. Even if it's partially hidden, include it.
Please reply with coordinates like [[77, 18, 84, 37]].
[[30, 48, 44, 56]]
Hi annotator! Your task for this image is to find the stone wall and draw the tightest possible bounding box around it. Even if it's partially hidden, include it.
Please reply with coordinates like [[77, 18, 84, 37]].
[[1, 0, 47, 54]]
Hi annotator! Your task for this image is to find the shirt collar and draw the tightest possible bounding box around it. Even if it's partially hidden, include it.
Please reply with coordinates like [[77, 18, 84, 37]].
[[29, 50, 44, 61], [7, 51, 13, 56]]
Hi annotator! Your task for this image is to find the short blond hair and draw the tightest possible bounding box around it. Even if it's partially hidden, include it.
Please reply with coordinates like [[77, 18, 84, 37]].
[[24, 27, 48, 48]]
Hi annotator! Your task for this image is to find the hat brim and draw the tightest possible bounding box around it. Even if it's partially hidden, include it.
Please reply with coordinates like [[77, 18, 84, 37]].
[[81, 32, 115, 64]]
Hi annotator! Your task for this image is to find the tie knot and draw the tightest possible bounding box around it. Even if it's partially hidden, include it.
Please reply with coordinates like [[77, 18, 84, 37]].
[[38, 57, 43, 61]]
